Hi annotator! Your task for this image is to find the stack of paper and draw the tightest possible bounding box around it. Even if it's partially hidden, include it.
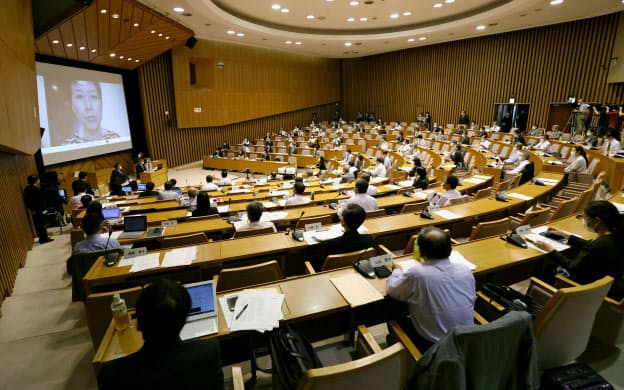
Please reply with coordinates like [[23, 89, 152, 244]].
[[127, 253, 161, 272], [220, 289, 284, 333], [433, 210, 462, 220], [303, 224, 368, 245], [161, 246, 197, 268], [463, 178, 486, 184], [535, 177, 559, 186], [507, 193, 532, 201]]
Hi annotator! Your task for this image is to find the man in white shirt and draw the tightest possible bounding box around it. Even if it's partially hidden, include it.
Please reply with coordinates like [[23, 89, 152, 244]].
[[504, 143, 523, 164], [534, 135, 551, 153], [343, 149, 354, 165], [382, 151, 392, 169], [68, 180, 92, 209], [371, 158, 387, 177], [216, 170, 232, 186], [158, 181, 180, 201], [602, 132, 622, 155], [285, 182, 311, 207], [234, 201, 277, 233], [338, 179, 378, 218], [379, 137, 390, 150], [386, 227, 475, 350], [505, 151, 531, 176], [398, 140, 412, 155], [200, 175, 219, 192], [479, 135, 490, 150], [361, 174, 378, 196], [432, 175, 462, 208]]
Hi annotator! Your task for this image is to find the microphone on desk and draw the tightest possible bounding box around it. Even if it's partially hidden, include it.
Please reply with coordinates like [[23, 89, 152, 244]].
[[104, 230, 120, 267], [291, 211, 306, 241]]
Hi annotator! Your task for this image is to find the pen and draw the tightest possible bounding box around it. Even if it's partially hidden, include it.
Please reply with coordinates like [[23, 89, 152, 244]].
[[235, 303, 248, 320]]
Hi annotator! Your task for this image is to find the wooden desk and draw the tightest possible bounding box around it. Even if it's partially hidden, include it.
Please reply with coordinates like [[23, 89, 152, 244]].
[[202, 157, 288, 174], [139, 160, 169, 187], [117, 218, 234, 245]]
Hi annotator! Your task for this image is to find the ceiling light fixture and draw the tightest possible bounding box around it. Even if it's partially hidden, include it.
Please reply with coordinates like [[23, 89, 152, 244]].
[[271, 4, 281, 10], [165, 36, 170, 39], [445, 0, 455, 3], [52, 39, 59, 44], [90, 49, 97, 53], [128, 57, 132, 61], [476, 25, 486, 30], [285, 40, 292, 44], [295, 41, 302, 45], [119, 55, 124, 59], [133, 22, 139, 27], [419, 36, 427, 41], [150, 30, 156, 33], [403, 11, 412, 16], [280, 8, 290, 13], [347, 17, 355, 22], [345, 42, 352, 46], [111, 13, 119, 19], [407, 38, 415, 42], [109, 53, 116, 57], [227, 30, 235, 35], [350, 1, 359, 5], [79, 46, 86, 50], [359, 17, 367, 21], [390, 13, 399, 19], [433, 3, 443, 8], [135, 59, 139, 63], [173, 7, 185, 13], [66, 43, 73, 47], [236, 32, 245, 37], [158, 33, 163, 37], [307, 15, 315, 19], [549, 0, 563, 4], [100, 9, 107, 14]]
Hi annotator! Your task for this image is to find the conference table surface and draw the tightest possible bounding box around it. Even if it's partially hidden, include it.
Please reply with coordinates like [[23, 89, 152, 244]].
[[93, 208, 601, 366]]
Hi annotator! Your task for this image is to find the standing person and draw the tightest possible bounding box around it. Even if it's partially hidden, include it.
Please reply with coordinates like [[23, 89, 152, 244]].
[[23, 175, 53, 244], [499, 111, 512, 133], [575, 98, 590, 135], [458, 110, 470, 126], [109, 163, 128, 190], [135, 158, 146, 180], [97, 279, 224, 389]]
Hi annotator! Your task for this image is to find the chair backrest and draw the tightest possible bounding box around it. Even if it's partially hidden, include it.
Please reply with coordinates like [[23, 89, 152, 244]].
[[85, 286, 142, 348], [469, 217, 510, 241], [520, 207, 552, 227], [295, 214, 334, 230], [185, 214, 220, 222], [298, 343, 407, 390], [473, 186, 493, 199], [70, 248, 125, 301], [70, 228, 85, 247], [400, 201, 428, 214], [534, 276, 613, 370], [321, 247, 377, 271], [216, 260, 284, 292], [509, 174, 522, 188], [496, 179, 512, 192], [447, 195, 470, 206], [366, 209, 387, 218], [161, 232, 208, 249], [549, 197, 578, 220], [585, 158, 599, 175], [232, 226, 275, 238]]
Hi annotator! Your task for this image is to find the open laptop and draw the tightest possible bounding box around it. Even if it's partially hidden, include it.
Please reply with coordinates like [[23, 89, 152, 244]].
[[102, 208, 121, 220], [137, 183, 147, 192], [117, 215, 147, 239], [180, 280, 218, 340]]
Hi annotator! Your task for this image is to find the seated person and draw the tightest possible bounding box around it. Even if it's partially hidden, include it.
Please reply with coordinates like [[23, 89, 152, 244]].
[[182, 188, 199, 212], [72, 171, 94, 195], [386, 227, 476, 351], [355, 155, 365, 170], [285, 182, 311, 207], [234, 201, 277, 233], [504, 143, 523, 165], [340, 162, 357, 182], [564, 146, 588, 174], [80, 194, 93, 209], [478, 135, 490, 150], [449, 144, 465, 168], [72, 208, 120, 255], [361, 173, 378, 196], [68, 180, 92, 209], [200, 175, 219, 192], [191, 192, 218, 217], [216, 169, 232, 186], [382, 151, 392, 169], [412, 167, 429, 190], [322, 203, 376, 257], [338, 179, 378, 218], [534, 135, 551, 153], [158, 181, 180, 201], [430, 175, 461, 208], [371, 158, 387, 177], [109, 183, 127, 197], [169, 179, 183, 195], [139, 181, 159, 198], [97, 279, 224, 390], [535, 201, 624, 301], [602, 131, 622, 155], [505, 151, 532, 177]]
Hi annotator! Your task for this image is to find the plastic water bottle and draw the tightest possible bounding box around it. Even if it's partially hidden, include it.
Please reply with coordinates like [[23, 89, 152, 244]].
[[111, 293, 129, 331]]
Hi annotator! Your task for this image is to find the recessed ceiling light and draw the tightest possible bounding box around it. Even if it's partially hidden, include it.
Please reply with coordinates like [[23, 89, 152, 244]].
[[90, 49, 97, 53], [165, 36, 170, 39], [390, 13, 399, 19], [119, 55, 124, 59], [403, 11, 412, 16], [407, 38, 415, 42], [51, 39, 59, 44], [295, 41, 302, 45], [326, 0, 334, 2], [128, 57, 132, 61], [173, 7, 185, 13], [419, 36, 427, 41], [236, 32, 245, 37], [445, 0, 455, 3], [347, 17, 355, 22], [66, 43, 73, 47], [281, 8, 289, 13], [285, 40, 292, 44], [150, 30, 156, 34], [307, 15, 315, 19], [109, 53, 116, 57], [271, 4, 281, 10], [100, 9, 107, 14], [345, 42, 352, 46], [111, 13, 119, 19], [158, 33, 163, 37], [549, 0, 563, 4], [476, 25, 486, 30], [135, 59, 140, 63], [79, 46, 86, 50], [133, 22, 139, 27], [359, 17, 368, 21], [433, 3, 443, 8], [227, 30, 235, 35], [350, 1, 359, 5]]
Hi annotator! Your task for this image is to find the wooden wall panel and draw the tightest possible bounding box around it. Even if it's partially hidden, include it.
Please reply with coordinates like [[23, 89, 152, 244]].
[[138, 52, 339, 167], [342, 13, 624, 129], [171, 40, 341, 127]]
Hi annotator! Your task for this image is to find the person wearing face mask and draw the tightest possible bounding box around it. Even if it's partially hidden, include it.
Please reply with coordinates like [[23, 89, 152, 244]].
[[564, 146, 588, 174], [534, 201, 624, 300]]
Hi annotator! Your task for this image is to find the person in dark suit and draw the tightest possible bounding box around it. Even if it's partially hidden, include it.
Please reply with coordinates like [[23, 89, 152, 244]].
[[135, 159, 146, 179], [97, 279, 224, 390], [109, 163, 128, 190], [412, 167, 429, 190], [449, 144, 465, 169], [518, 159, 535, 185], [192, 191, 219, 217], [458, 111, 470, 126], [23, 175, 53, 244], [323, 203, 376, 257], [72, 171, 94, 196]]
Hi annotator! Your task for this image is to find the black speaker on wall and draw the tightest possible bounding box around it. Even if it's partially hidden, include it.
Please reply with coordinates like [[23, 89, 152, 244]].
[[77, 0, 93, 5], [185, 37, 198, 49]]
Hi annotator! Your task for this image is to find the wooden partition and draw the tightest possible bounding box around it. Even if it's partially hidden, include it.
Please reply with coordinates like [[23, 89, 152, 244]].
[[171, 40, 341, 128], [342, 13, 624, 130], [138, 52, 339, 167]]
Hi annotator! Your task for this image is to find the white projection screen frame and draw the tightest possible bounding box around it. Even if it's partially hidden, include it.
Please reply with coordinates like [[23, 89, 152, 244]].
[[36, 62, 133, 166]]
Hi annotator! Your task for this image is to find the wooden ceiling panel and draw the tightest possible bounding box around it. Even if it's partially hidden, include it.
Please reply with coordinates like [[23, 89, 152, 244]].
[[35, 0, 191, 70]]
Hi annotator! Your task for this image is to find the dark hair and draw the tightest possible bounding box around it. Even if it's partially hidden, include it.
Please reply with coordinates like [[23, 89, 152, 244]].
[[129, 180, 138, 192], [164, 182, 173, 191], [342, 203, 367, 231], [294, 181, 305, 195], [246, 201, 263, 222], [78, 171, 88, 180], [221, 169, 228, 179], [417, 227, 452, 260], [169, 178, 177, 186], [27, 175, 38, 185], [413, 157, 422, 167], [73, 179, 86, 195], [416, 166, 427, 179], [445, 174, 459, 189], [81, 210, 103, 235], [146, 181, 155, 191], [86, 200, 102, 215], [196, 191, 211, 211], [80, 194, 92, 208], [574, 146, 588, 165], [206, 175, 213, 183], [585, 201, 624, 237], [136, 279, 191, 345], [355, 178, 369, 193], [361, 173, 371, 183]]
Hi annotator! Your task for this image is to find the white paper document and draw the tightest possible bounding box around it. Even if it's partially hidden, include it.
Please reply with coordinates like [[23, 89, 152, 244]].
[[128, 253, 161, 272], [304, 224, 367, 245], [462, 178, 486, 184], [217, 205, 230, 213], [506, 192, 532, 201], [99, 231, 122, 240], [535, 177, 559, 186], [521, 226, 570, 253], [432, 210, 462, 220], [161, 246, 197, 267], [383, 184, 402, 191], [226, 289, 285, 332], [330, 273, 384, 307], [449, 250, 477, 270]]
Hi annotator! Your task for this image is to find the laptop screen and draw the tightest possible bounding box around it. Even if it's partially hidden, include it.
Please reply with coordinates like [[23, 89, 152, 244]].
[[123, 215, 147, 232], [186, 281, 216, 317], [58, 189, 66, 197], [102, 208, 121, 219], [137, 183, 147, 191], [121, 185, 132, 193]]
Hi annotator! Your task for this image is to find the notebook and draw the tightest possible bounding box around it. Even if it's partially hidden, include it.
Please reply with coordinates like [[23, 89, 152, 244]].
[[180, 280, 218, 340], [117, 215, 147, 239]]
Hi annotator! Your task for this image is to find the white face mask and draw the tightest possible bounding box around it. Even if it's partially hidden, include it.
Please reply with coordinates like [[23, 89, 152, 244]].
[[583, 218, 596, 233]]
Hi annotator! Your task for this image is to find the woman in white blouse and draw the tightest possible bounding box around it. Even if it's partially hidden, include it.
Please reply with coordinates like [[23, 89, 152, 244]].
[[564, 146, 588, 173]]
